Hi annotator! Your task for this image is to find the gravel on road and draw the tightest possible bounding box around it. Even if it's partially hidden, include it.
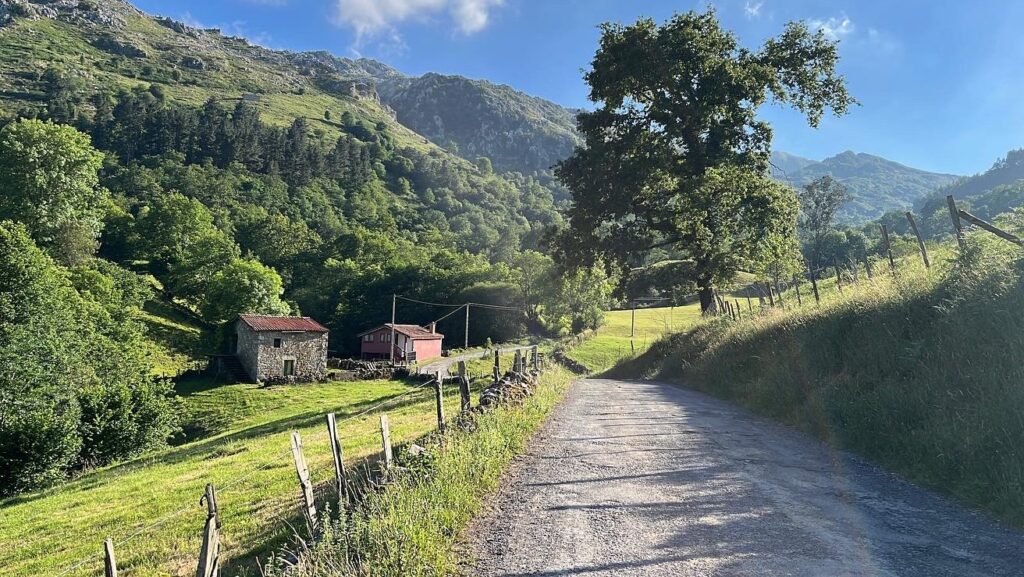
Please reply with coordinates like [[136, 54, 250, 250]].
[[468, 379, 1024, 577]]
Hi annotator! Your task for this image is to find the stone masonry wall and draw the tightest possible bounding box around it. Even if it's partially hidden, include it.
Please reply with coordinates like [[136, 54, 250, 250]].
[[235, 321, 328, 382]]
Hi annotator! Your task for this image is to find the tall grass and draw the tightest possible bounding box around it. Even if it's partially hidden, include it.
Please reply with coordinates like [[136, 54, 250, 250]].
[[611, 234, 1024, 527], [263, 367, 573, 576]]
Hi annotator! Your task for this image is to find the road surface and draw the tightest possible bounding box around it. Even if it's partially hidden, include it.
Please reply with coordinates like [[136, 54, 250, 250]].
[[469, 379, 1024, 576]]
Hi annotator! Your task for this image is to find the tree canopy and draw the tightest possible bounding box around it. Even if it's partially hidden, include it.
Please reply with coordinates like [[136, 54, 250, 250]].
[[555, 10, 854, 311]]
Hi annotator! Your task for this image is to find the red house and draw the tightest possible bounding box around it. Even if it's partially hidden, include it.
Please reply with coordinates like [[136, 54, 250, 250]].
[[358, 323, 444, 362]]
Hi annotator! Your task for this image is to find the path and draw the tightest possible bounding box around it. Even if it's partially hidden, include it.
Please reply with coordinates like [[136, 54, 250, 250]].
[[469, 379, 1024, 576]]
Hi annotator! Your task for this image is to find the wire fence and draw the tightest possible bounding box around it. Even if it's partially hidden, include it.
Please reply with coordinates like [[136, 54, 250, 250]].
[[51, 378, 441, 577]]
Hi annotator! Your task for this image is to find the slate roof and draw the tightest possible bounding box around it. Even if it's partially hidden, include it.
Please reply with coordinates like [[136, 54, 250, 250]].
[[237, 314, 329, 333], [357, 323, 444, 339]]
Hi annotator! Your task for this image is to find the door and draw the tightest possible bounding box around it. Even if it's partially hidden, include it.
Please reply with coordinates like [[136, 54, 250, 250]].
[[283, 359, 295, 376]]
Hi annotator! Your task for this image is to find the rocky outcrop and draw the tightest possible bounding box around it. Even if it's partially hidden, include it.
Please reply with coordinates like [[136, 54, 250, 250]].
[[92, 33, 145, 57]]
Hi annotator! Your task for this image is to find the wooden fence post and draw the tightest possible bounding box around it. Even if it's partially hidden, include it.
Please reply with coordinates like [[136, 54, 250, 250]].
[[880, 224, 897, 274], [513, 350, 522, 373], [793, 277, 802, 306], [947, 195, 966, 248], [809, 265, 821, 304], [734, 299, 741, 319], [290, 431, 317, 533], [905, 211, 931, 269], [833, 257, 843, 294], [103, 538, 118, 577], [196, 483, 220, 577], [326, 413, 348, 505], [434, 375, 446, 433], [457, 361, 471, 413], [746, 295, 752, 312], [532, 345, 540, 370], [379, 414, 393, 470], [863, 254, 874, 279], [958, 208, 1024, 246], [765, 283, 776, 307], [492, 350, 500, 384]]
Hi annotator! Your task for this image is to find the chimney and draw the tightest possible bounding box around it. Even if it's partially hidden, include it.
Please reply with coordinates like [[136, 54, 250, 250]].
[[429, 322, 436, 334]]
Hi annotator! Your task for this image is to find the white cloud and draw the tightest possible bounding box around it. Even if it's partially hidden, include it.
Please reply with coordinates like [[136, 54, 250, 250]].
[[808, 14, 854, 41], [744, 1, 763, 19], [333, 0, 504, 45]]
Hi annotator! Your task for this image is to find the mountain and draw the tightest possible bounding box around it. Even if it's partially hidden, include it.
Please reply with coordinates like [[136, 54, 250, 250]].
[[263, 52, 582, 174], [769, 151, 816, 177], [773, 151, 960, 223], [377, 73, 580, 174]]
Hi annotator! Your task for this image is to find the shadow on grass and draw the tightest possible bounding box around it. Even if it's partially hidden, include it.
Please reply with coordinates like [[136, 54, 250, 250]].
[[0, 383, 436, 509]]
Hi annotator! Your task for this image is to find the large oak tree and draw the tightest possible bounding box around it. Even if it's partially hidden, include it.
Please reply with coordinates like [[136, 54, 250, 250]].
[[555, 10, 854, 311]]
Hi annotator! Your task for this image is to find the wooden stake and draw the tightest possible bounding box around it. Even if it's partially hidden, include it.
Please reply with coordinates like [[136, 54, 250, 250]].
[[326, 413, 348, 505], [880, 224, 897, 274], [765, 283, 776, 307], [833, 257, 843, 294], [746, 295, 753, 312], [379, 414, 393, 470], [196, 483, 220, 577], [809, 265, 821, 304], [793, 277, 802, 307], [457, 361, 471, 413], [863, 254, 874, 279], [290, 432, 317, 532], [905, 211, 931, 269], [434, 376, 446, 433], [492, 350, 500, 384], [532, 345, 540, 370], [947, 195, 965, 248], [734, 299, 741, 320], [103, 539, 118, 577], [958, 208, 1024, 246]]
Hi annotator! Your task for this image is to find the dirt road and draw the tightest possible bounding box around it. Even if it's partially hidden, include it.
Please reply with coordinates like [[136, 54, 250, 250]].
[[469, 379, 1024, 576]]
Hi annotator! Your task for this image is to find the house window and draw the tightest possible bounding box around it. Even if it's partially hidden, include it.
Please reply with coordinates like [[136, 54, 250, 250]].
[[273, 338, 282, 348], [363, 334, 374, 342], [283, 359, 295, 376], [383, 333, 391, 342]]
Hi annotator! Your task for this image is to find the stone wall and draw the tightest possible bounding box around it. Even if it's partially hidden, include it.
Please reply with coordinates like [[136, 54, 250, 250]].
[[235, 321, 328, 382]]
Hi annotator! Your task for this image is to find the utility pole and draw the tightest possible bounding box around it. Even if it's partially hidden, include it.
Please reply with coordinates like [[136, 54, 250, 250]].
[[464, 303, 470, 350], [390, 294, 396, 363]]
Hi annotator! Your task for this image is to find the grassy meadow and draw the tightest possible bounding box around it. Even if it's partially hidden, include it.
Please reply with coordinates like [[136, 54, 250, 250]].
[[0, 350, 529, 577], [565, 304, 704, 373]]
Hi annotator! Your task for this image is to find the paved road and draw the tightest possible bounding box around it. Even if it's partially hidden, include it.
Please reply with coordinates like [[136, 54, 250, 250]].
[[469, 379, 1024, 576]]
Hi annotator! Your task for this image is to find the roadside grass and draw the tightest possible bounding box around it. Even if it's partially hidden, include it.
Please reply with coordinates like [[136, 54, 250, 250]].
[[0, 350, 528, 577], [566, 305, 704, 373], [609, 237, 1024, 527], [263, 366, 575, 577]]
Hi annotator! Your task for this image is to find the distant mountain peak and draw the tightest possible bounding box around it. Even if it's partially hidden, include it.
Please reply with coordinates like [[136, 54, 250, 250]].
[[772, 150, 960, 223]]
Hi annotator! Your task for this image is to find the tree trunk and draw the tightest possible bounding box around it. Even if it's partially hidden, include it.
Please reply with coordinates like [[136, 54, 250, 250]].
[[698, 285, 716, 315]]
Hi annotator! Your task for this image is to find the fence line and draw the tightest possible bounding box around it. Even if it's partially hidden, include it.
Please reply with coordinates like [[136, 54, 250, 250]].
[[53, 377, 443, 577]]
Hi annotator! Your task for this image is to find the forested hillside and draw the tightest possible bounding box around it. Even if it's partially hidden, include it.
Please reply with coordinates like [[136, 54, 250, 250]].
[[0, 0, 614, 496], [773, 150, 958, 222]]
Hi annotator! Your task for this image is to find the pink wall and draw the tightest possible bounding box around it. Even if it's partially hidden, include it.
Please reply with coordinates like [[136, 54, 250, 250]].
[[360, 327, 443, 361], [413, 338, 443, 361]]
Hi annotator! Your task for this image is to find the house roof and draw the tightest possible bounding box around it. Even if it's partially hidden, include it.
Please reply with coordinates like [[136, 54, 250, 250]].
[[357, 323, 444, 339], [237, 314, 329, 333]]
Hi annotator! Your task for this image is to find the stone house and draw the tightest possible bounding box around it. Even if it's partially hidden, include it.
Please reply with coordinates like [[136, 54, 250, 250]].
[[233, 314, 329, 382]]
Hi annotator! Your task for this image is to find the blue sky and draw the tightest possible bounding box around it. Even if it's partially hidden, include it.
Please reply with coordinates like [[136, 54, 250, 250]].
[[132, 0, 1024, 175]]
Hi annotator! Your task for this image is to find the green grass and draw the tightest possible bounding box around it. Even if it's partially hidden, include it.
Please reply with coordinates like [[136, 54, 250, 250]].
[[262, 366, 575, 576], [0, 348, 530, 577], [566, 305, 704, 373], [609, 236, 1024, 527]]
